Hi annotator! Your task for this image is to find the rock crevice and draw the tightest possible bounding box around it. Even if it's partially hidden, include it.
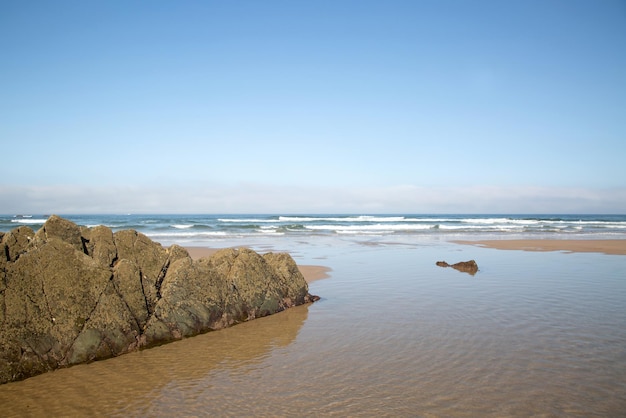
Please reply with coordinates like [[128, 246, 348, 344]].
[[0, 215, 317, 384]]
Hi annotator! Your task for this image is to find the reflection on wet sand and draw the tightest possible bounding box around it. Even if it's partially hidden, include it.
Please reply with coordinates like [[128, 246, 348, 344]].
[[0, 303, 310, 417], [454, 239, 626, 255]]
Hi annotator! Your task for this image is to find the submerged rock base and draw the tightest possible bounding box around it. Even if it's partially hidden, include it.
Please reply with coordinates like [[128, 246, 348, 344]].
[[0, 215, 317, 384]]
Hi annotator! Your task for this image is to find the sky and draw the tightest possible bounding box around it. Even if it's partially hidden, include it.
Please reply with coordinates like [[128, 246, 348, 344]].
[[1, 0, 625, 214]]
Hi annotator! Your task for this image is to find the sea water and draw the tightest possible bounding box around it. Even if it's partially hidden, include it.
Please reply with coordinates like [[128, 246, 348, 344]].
[[0, 215, 625, 416], [3, 214, 626, 242]]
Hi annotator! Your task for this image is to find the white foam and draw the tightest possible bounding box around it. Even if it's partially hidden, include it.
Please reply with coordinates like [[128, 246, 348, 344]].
[[279, 216, 407, 223], [147, 231, 228, 238], [171, 224, 194, 229], [305, 224, 433, 231], [218, 218, 281, 223], [10, 218, 48, 224], [459, 218, 541, 225], [259, 229, 285, 235], [336, 229, 392, 235], [438, 224, 525, 231]]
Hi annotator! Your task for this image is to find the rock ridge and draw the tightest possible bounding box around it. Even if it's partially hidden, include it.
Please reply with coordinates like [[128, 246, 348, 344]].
[[0, 215, 317, 384]]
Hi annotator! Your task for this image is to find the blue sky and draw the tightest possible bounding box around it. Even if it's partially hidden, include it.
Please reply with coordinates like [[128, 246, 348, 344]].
[[1, 0, 625, 214]]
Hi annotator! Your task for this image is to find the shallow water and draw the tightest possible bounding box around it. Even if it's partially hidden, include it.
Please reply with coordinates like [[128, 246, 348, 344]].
[[1, 238, 625, 417]]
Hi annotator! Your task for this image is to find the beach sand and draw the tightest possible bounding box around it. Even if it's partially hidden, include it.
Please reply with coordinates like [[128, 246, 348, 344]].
[[453, 239, 626, 255], [184, 246, 331, 283]]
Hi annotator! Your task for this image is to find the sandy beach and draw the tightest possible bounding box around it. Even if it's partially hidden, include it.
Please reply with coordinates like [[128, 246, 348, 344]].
[[184, 246, 331, 283], [453, 239, 626, 255]]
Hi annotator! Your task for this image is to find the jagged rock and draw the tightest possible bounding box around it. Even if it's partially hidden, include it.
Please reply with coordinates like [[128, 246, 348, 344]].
[[2, 225, 35, 262], [436, 260, 479, 275], [112, 258, 151, 330], [2, 237, 112, 381], [85, 225, 117, 267], [0, 216, 317, 384], [33, 214, 85, 253]]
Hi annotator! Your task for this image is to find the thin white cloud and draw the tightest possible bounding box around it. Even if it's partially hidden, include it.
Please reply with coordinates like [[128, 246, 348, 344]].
[[1, 184, 624, 214]]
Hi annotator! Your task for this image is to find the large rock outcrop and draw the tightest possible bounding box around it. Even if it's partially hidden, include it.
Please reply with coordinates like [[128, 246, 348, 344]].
[[0, 215, 317, 384]]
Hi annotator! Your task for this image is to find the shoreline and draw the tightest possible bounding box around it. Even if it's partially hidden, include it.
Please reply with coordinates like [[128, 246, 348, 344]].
[[453, 239, 626, 256], [184, 246, 331, 283]]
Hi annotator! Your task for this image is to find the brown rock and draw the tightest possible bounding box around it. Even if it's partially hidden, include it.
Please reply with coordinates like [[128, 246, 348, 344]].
[[0, 216, 317, 384], [2, 226, 35, 262], [112, 259, 151, 330], [1, 237, 112, 381], [85, 225, 117, 267], [33, 214, 85, 253], [436, 259, 479, 275]]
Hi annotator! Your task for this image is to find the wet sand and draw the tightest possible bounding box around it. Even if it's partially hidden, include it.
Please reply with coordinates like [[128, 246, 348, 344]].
[[453, 239, 626, 255], [184, 246, 331, 283]]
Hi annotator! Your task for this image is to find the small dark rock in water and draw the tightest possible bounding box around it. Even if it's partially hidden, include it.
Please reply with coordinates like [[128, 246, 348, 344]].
[[436, 260, 478, 276]]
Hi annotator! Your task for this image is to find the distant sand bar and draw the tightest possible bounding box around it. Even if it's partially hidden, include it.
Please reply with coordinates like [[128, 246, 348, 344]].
[[184, 246, 331, 283], [454, 239, 626, 256]]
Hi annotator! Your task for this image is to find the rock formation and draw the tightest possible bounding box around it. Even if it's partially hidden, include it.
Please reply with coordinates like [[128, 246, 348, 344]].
[[436, 260, 479, 275], [0, 215, 317, 384]]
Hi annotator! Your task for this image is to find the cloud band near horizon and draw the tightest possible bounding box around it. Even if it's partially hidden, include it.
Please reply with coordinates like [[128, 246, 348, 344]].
[[1, 184, 624, 215]]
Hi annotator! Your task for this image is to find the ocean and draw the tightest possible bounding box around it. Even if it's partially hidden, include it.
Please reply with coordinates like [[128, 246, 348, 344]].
[[3, 213, 626, 246], [1, 214, 625, 416]]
